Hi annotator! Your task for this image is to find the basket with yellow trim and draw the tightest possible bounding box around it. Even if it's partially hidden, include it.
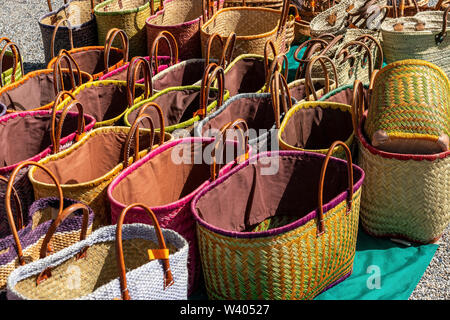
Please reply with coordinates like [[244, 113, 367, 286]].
[[191, 141, 365, 300], [365, 59, 450, 154], [29, 102, 173, 230], [0, 38, 23, 88]]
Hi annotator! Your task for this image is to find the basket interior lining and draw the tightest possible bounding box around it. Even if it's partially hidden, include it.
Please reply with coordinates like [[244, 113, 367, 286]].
[[224, 58, 267, 96], [153, 62, 206, 91], [61, 49, 124, 76]]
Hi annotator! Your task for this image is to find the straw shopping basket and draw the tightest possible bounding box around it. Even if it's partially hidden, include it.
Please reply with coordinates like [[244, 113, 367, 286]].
[[29, 102, 173, 229], [381, 7, 450, 77], [0, 39, 23, 88], [107, 134, 249, 296], [0, 161, 94, 292], [46, 27, 129, 80], [0, 51, 93, 112], [7, 204, 188, 300], [191, 141, 365, 300], [200, 0, 295, 60], [39, 0, 101, 64], [365, 59, 450, 153], [0, 106, 96, 240], [352, 81, 450, 244], [94, 0, 161, 57]]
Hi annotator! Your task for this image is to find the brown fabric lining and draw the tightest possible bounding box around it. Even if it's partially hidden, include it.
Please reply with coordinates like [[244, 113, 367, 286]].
[[281, 106, 353, 149], [33, 129, 167, 184], [72, 83, 144, 122], [0, 113, 82, 167], [127, 88, 218, 128], [0, 71, 91, 111], [57, 49, 123, 76], [289, 81, 324, 101], [225, 58, 267, 96], [195, 155, 362, 232], [201, 96, 283, 136], [153, 61, 206, 91], [112, 141, 244, 207]]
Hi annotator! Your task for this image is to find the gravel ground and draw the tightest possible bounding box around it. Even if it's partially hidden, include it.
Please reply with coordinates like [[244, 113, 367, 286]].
[[0, 0, 448, 300]]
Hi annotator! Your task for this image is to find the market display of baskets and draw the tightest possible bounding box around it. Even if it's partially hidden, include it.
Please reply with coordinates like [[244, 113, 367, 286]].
[[0, 0, 448, 301]]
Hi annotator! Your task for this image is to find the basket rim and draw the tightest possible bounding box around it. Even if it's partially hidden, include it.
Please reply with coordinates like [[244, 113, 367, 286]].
[[200, 6, 284, 40], [278, 101, 354, 153], [190, 150, 365, 239]]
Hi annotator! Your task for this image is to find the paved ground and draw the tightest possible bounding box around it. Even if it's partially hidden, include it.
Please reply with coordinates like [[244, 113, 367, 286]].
[[0, 0, 448, 300]]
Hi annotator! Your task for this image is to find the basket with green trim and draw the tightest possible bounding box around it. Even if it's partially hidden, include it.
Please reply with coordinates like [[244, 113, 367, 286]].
[[0, 39, 23, 88], [365, 59, 450, 154]]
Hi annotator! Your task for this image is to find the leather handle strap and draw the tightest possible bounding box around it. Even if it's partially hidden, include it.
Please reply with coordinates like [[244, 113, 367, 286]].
[[52, 100, 86, 154], [211, 118, 249, 181], [202, 0, 222, 26], [354, 34, 383, 71], [0, 41, 23, 87], [368, 68, 379, 101], [351, 80, 367, 135], [117, 203, 174, 300], [51, 90, 78, 154], [338, 40, 374, 83], [436, 6, 450, 45], [150, 0, 164, 15], [46, 0, 69, 12], [52, 49, 82, 95], [0, 175, 23, 232], [5, 161, 63, 266], [104, 28, 129, 72], [276, 0, 291, 35], [150, 31, 178, 75], [268, 69, 292, 129], [266, 53, 289, 91], [305, 55, 338, 101], [123, 103, 166, 168], [50, 18, 74, 59], [36, 203, 91, 285], [197, 63, 225, 119], [205, 33, 224, 70], [264, 40, 278, 83], [220, 32, 236, 69], [317, 141, 353, 236], [126, 56, 153, 108]]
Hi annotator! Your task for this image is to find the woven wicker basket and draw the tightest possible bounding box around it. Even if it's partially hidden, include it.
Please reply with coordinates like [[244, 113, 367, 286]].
[[0, 161, 94, 292], [191, 143, 365, 300], [29, 106, 173, 230], [0, 39, 23, 88], [352, 81, 450, 243], [200, 0, 295, 61], [365, 59, 450, 154], [95, 0, 161, 57], [381, 7, 450, 77], [7, 204, 188, 300], [39, 0, 101, 64]]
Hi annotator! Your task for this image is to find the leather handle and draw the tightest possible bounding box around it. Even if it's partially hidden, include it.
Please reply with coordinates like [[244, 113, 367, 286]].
[[264, 40, 279, 85], [197, 62, 225, 119], [317, 141, 354, 236], [351, 80, 367, 135], [116, 203, 174, 300], [123, 102, 166, 168], [36, 203, 91, 285], [336, 40, 373, 85], [202, 0, 222, 26], [150, 31, 179, 75], [368, 68, 379, 101], [104, 28, 129, 72], [205, 33, 224, 70], [436, 6, 450, 45], [5, 161, 63, 266], [52, 49, 82, 96], [304, 55, 337, 101], [52, 99, 86, 154], [0, 175, 23, 232], [220, 32, 236, 68], [266, 53, 289, 91], [211, 118, 249, 181], [126, 57, 153, 108], [150, 0, 164, 15], [50, 18, 74, 60], [50, 90, 77, 154], [268, 69, 292, 129], [46, 0, 68, 12], [354, 34, 383, 71], [0, 41, 24, 87], [276, 0, 290, 35], [293, 39, 328, 80]]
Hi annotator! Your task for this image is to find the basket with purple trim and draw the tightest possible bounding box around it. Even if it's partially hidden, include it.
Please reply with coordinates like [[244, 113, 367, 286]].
[[191, 141, 365, 300], [0, 161, 94, 292]]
